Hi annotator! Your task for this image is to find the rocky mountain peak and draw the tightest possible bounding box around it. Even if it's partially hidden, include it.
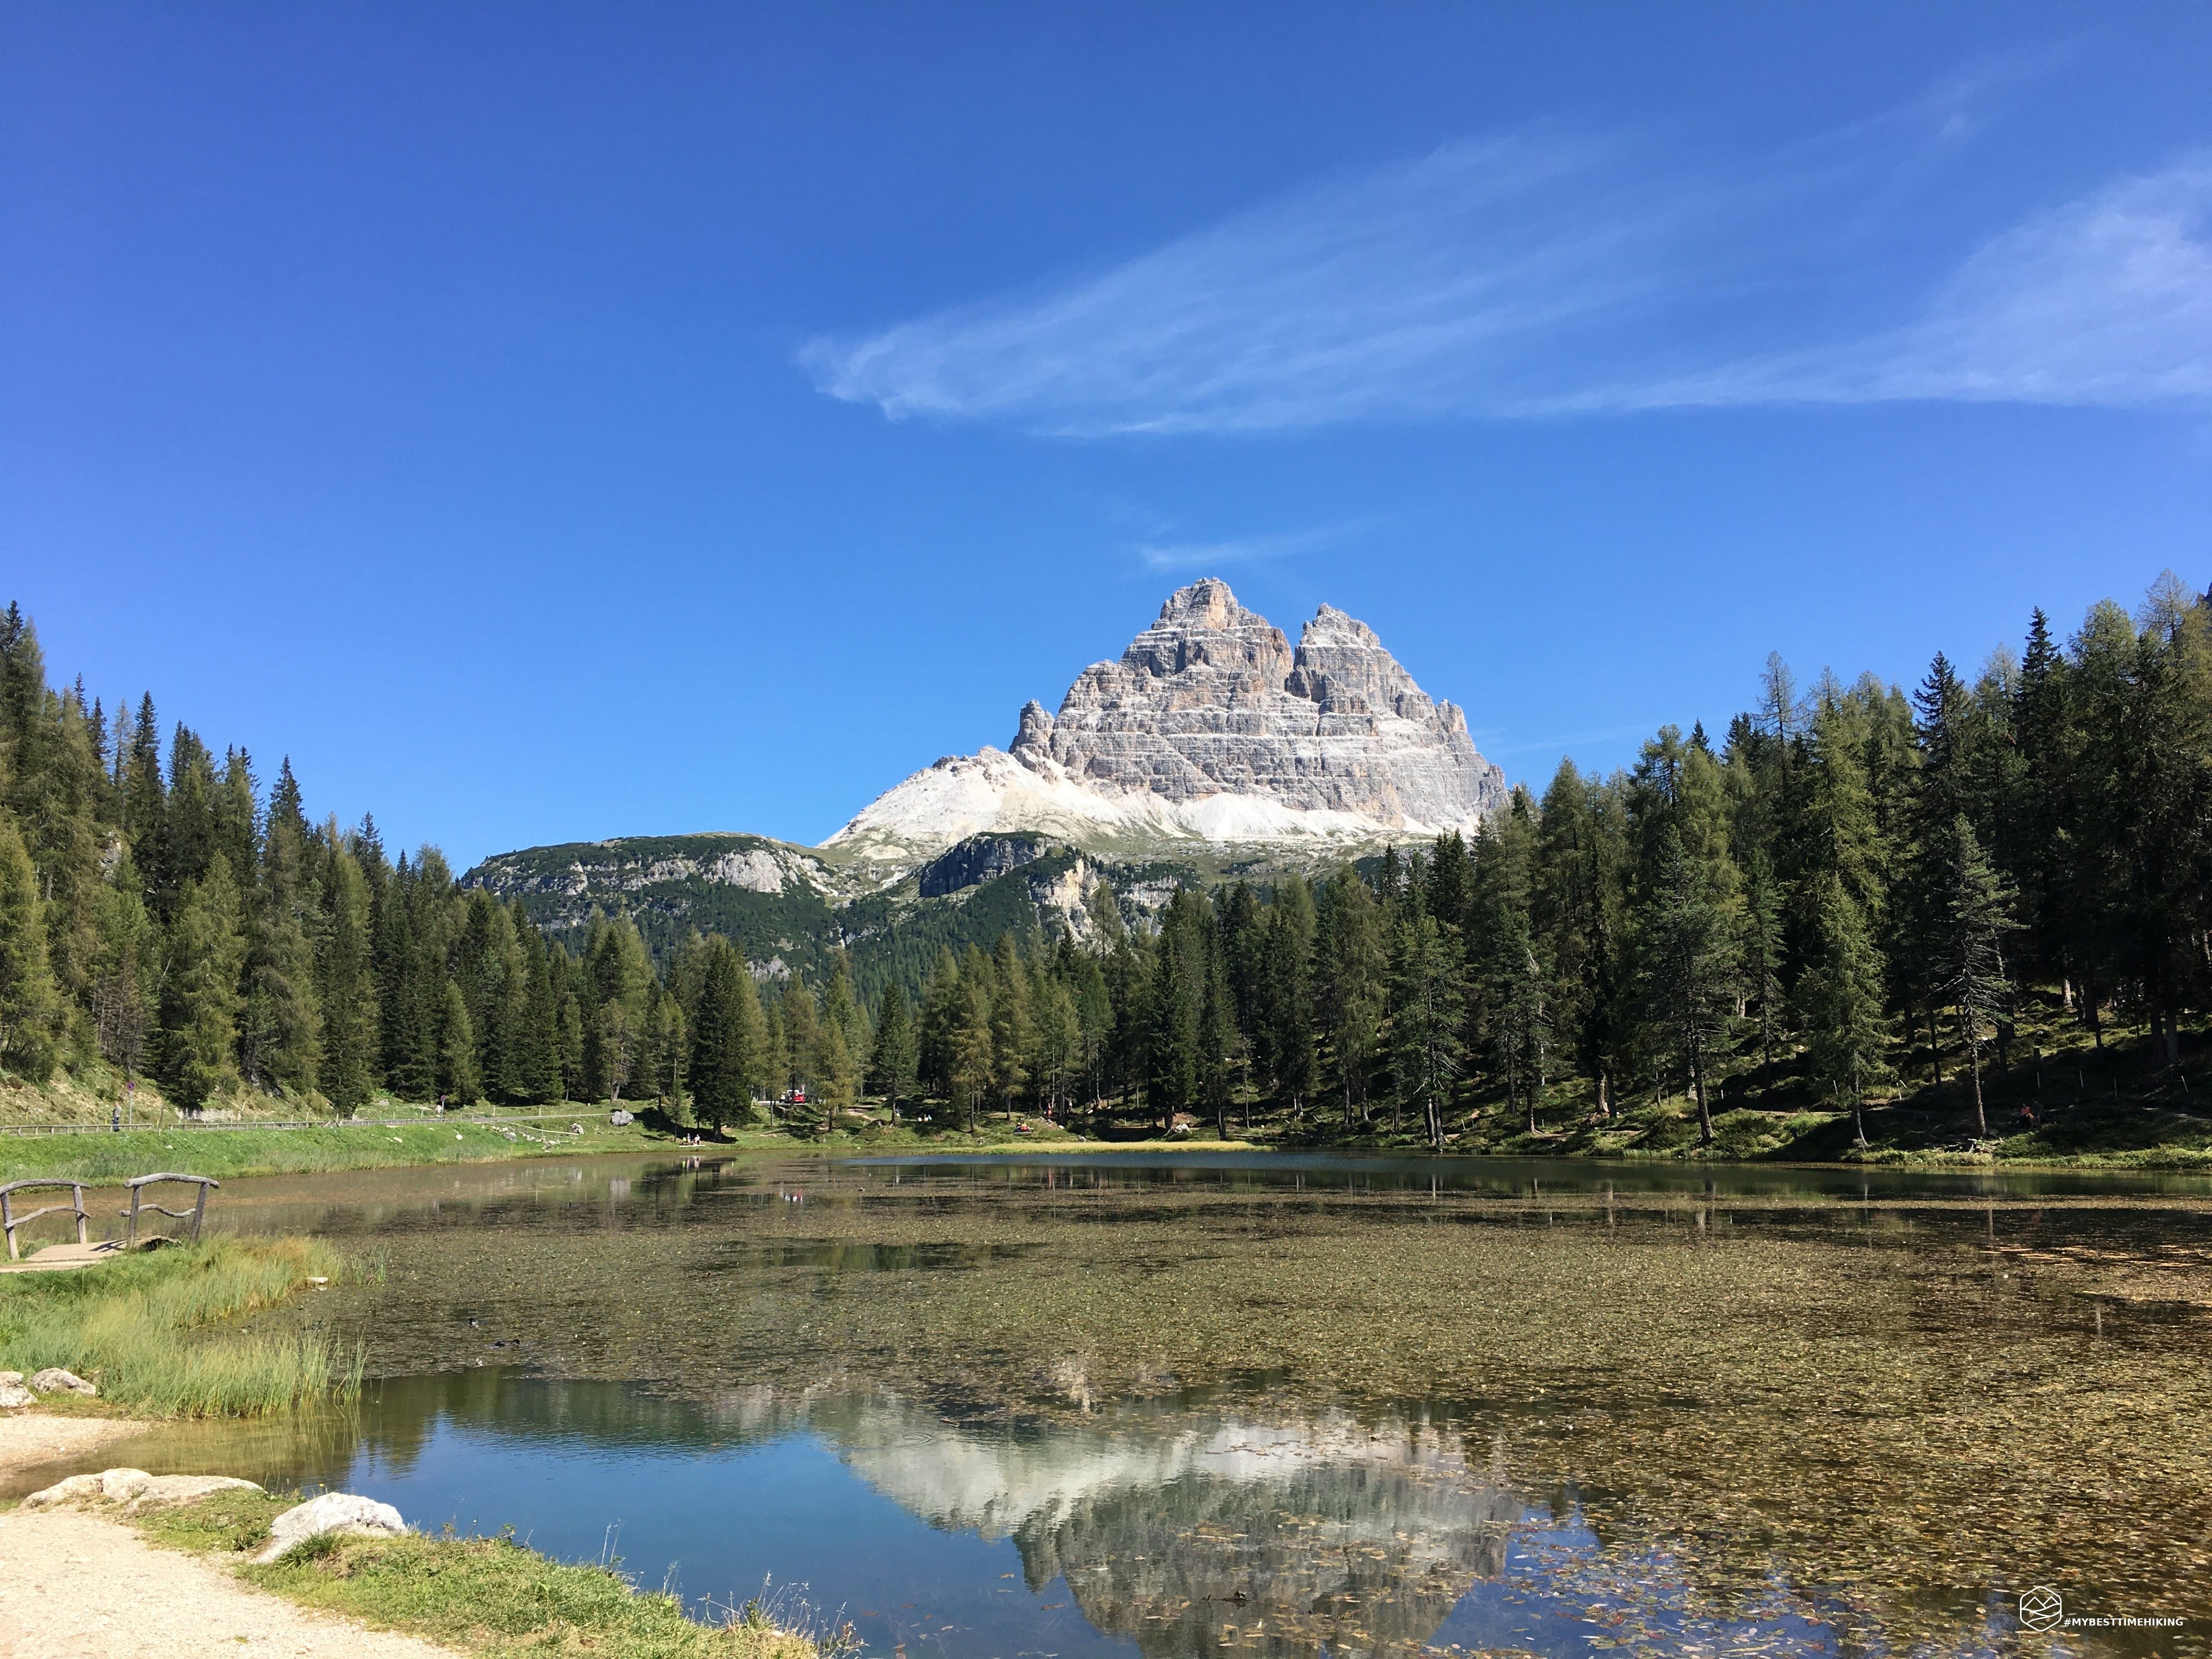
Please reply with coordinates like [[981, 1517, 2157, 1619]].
[[827, 578, 1506, 868]]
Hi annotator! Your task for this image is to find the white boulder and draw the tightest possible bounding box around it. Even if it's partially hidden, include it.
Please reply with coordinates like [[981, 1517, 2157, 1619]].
[[125, 1475, 264, 1511], [21, 1472, 110, 1508], [16, 1466, 219, 1509], [252, 1492, 407, 1563], [0, 1380, 34, 1410], [29, 1367, 98, 1396]]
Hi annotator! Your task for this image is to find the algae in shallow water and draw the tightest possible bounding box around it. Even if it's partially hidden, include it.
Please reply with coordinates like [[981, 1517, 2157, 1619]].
[[205, 1156, 2212, 1654]]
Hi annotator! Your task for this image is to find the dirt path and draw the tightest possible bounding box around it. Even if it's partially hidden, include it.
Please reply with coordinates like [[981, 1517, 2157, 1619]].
[[1, 1413, 455, 1659], [0, 1505, 459, 1657]]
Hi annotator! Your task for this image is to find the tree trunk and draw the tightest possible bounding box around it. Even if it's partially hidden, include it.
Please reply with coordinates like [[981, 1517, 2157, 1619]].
[[1923, 1006, 1944, 1097], [1967, 1022, 1988, 1137], [1690, 1048, 1714, 1147]]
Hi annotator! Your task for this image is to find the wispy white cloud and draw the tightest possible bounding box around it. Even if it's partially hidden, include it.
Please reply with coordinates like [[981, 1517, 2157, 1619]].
[[1558, 155, 2212, 410], [1130, 523, 1359, 573], [798, 121, 2212, 433]]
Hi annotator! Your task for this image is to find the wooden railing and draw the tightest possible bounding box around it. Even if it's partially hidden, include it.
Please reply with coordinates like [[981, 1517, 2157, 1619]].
[[122, 1173, 220, 1247], [0, 1180, 91, 1261]]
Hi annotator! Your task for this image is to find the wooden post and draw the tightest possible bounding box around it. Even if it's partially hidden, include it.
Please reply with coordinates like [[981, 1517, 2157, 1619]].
[[3, 1187, 14, 1262], [189, 1181, 209, 1244], [72, 1182, 87, 1246]]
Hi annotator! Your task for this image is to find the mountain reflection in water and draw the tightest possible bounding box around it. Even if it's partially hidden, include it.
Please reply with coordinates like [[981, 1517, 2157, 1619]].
[[55, 1150, 2212, 1657], [86, 1374, 1619, 1659], [831, 1395, 1517, 1658]]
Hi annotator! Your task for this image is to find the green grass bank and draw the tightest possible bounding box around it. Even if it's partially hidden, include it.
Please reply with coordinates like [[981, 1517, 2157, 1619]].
[[0, 1115, 681, 1186], [0, 1237, 360, 1415], [139, 1486, 834, 1659]]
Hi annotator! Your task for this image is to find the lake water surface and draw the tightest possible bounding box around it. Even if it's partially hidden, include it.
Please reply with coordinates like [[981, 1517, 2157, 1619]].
[[22, 1152, 2212, 1658]]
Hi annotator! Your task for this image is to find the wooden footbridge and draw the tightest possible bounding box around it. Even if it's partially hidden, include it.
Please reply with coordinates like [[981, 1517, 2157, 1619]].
[[0, 1173, 220, 1272]]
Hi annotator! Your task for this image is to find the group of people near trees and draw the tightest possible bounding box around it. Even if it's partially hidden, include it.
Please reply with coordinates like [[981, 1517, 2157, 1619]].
[[1, 573, 2207, 1147]]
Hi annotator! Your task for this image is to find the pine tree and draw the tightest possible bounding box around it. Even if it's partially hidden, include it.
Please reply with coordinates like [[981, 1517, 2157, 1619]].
[[514, 919, 563, 1104], [917, 950, 962, 1103], [1199, 940, 1239, 1139], [950, 972, 994, 1133], [581, 916, 652, 1103], [1795, 873, 1892, 1145], [0, 812, 60, 1079], [90, 851, 155, 1083], [1632, 828, 1736, 1146], [1256, 879, 1315, 1119], [689, 938, 758, 1131], [239, 811, 321, 1097], [1737, 857, 1785, 1073], [557, 991, 585, 1099], [1532, 760, 1626, 1118], [1937, 817, 2016, 1137], [1147, 891, 1207, 1132], [988, 935, 1032, 1120], [1315, 864, 1385, 1127], [1033, 968, 1082, 1121], [870, 980, 919, 1120], [781, 976, 820, 1102], [1392, 912, 1465, 1151], [438, 979, 482, 1106], [160, 853, 246, 1110], [639, 978, 687, 1112], [316, 844, 377, 1115]]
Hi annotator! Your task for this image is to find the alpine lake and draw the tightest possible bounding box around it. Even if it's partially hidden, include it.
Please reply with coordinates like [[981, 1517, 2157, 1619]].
[[14, 1148, 2212, 1659]]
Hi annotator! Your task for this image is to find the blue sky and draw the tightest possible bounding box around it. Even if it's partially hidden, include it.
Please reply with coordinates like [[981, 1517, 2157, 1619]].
[[5, 3, 2209, 870]]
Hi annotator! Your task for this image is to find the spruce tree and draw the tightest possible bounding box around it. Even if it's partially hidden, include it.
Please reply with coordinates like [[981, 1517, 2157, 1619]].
[[239, 811, 321, 1097], [315, 845, 377, 1115], [1199, 940, 1238, 1139], [870, 980, 919, 1120], [512, 921, 563, 1104], [160, 854, 246, 1110], [988, 934, 1032, 1120], [1256, 879, 1315, 1119], [0, 812, 60, 1079], [687, 938, 757, 1131], [1391, 911, 1465, 1150], [438, 980, 482, 1106], [1315, 864, 1385, 1127]]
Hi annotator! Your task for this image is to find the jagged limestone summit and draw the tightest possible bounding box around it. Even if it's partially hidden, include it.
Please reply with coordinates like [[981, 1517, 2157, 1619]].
[[466, 579, 1503, 983], [826, 578, 1506, 871]]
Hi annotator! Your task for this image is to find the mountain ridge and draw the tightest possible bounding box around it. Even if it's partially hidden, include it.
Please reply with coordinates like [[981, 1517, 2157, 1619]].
[[825, 578, 1504, 873], [463, 580, 1504, 983]]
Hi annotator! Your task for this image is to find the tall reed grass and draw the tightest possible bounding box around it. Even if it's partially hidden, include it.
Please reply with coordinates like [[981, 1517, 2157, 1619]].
[[0, 1237, 363, 1416]]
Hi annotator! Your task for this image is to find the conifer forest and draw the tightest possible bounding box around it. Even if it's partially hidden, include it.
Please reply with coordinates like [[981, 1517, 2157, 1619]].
[[3, 575, 2209, 1152]]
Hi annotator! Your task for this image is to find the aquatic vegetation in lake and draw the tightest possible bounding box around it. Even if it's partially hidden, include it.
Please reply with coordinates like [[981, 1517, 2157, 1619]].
[[204, 1156, 2212, 1653]]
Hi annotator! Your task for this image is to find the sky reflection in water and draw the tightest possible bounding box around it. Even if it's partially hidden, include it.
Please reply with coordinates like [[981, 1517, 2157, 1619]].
[[37, 1150, 2210, 1658]]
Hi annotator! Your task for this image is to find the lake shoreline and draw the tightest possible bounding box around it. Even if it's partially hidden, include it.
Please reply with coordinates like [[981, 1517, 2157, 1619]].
[[5, 1093, 2211, 1189]]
